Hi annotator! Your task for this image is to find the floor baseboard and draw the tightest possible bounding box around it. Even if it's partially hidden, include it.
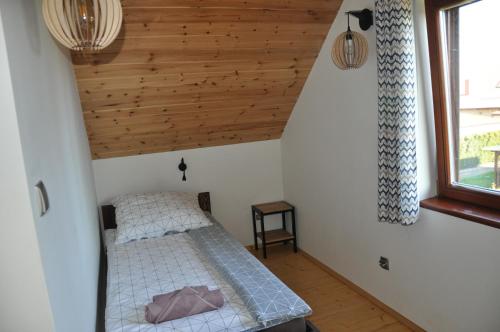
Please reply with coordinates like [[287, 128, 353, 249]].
[[297, 249, 425, 332], [246, 244, 425, 332]]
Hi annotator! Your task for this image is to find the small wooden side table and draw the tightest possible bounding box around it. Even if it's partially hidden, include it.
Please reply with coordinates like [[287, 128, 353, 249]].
[[251, 201, 297, 259]]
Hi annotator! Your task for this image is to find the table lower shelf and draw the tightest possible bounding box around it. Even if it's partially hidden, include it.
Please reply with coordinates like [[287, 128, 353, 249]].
[[257, 229, 295, 244]]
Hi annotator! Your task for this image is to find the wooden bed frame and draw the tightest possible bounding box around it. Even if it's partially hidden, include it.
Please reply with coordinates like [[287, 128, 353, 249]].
[[96, 192, 319, 332]]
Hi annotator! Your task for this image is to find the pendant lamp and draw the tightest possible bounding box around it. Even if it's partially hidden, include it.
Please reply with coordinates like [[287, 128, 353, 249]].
[[331, 9, 372, 70], [42, 0, 122, 52]]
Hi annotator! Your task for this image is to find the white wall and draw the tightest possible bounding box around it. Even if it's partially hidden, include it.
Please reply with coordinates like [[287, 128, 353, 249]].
[[281, 0, 500, 331], [0, 1, 100, 332], [0, 9, 54, 332], [93, 140, 284, 244]]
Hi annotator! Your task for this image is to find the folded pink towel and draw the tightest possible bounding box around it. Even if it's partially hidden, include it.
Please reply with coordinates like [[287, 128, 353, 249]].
[[145, 286, 224, 324]]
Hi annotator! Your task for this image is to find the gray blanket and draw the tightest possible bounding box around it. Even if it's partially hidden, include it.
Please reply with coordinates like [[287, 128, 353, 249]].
[[188, 221, 312, 328]]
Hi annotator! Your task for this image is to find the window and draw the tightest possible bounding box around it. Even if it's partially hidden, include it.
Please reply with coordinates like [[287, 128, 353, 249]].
[[425, 0, 500, 212]]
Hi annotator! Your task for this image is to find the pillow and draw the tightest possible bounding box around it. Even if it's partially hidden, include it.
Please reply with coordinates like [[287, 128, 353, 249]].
[[111, 192, 212, 244]]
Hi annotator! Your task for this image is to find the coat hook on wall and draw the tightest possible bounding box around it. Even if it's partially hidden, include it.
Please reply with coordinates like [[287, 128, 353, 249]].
[[178, 158, 187, 181]]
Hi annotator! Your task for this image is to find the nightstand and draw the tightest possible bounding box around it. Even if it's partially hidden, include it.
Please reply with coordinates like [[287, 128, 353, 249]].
[[251, 201, 297, 259]]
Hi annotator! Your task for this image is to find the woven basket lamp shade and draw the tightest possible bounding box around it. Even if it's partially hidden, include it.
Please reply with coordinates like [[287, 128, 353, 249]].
[[42, 0, 122, 52], [331, 29, 368, 70], [331, 10, 372, 70]]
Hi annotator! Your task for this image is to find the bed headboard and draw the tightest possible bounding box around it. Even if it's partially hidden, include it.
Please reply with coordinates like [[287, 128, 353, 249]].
[[100, 192, 211, 230]]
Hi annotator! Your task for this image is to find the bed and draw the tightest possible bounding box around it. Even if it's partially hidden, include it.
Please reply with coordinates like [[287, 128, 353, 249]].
[[98, 192, 318, 332]]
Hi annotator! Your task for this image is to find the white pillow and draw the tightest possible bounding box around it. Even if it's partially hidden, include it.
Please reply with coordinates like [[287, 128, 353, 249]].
[[111, 192, 212, 244]]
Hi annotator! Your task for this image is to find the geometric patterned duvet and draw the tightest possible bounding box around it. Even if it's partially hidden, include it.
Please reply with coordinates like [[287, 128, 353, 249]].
[[105, 230, 259, 332], [105, 219, 311, 331]]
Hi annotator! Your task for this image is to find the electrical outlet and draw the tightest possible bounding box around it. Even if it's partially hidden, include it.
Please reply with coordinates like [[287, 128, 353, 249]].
[[379, 256, 389, 270]]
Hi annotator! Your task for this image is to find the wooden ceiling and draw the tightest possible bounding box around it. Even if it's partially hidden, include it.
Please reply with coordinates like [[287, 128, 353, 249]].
[[72, 0, 342, 159]]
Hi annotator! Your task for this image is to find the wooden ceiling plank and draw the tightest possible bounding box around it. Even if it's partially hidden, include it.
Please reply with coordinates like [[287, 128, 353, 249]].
[[86, 108, 292, 136], [90, 126, 286, 154], [123, 8, 336, 25], [85, 103, 293, 125], [88, 119, 290, 140], [93, 131, 283, 159], [118, 22, 331, 38], [74, 58, 315, 80], [80, 78, 307, 111], [81, 94, 302, 115], [96, 35, 325, 54], [72, 47, 321, 66], [79, 77, 306, 98], [91, 126, 286, 154], [90, 120, 287, 140], [83, 96, 298, 116], [80, 79, 305, 103], [121, 0, 339, 11], [86, 106, 291, 126], [78, 68, 308, 91]]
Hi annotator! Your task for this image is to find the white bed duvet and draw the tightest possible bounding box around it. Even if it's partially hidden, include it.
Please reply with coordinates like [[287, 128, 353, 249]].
[[105, 230, 259, 332]]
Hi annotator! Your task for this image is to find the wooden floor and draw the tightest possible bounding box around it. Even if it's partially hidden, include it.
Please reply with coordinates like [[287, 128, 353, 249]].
[[249, 245, 412, 332]]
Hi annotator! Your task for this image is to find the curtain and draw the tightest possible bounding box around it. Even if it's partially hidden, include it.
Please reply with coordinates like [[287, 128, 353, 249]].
[[375, 0, 419, 225]]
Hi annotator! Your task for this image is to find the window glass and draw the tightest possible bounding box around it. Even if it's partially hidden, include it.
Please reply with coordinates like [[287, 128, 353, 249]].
[[443, 0, 500, 193]]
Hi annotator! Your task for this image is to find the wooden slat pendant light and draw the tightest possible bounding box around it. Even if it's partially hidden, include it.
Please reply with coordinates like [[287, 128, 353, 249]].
[[331, 11, 369, 70], [331, 30, 368, 70], [42, 0, 122, 52]]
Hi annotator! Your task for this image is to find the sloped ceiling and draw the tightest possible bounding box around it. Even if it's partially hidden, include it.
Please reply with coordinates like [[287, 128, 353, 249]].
[[72, 0, 342, 159]]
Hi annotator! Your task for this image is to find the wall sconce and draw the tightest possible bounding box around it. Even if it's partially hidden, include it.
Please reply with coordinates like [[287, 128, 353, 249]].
[[42, 0, 122, 52], [331, 9, 372, 70], [178, 158, 187, 181]]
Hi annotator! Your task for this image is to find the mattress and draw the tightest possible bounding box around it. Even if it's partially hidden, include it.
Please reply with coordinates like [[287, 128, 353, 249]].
[[105, 229, 259, 332]]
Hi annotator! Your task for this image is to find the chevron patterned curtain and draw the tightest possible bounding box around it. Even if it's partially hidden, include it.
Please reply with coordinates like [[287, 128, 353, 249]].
[[375, 0, 419, 225]]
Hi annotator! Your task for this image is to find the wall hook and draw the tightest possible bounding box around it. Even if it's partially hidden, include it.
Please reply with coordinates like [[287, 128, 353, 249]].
[[178, 158, 187, 181]]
